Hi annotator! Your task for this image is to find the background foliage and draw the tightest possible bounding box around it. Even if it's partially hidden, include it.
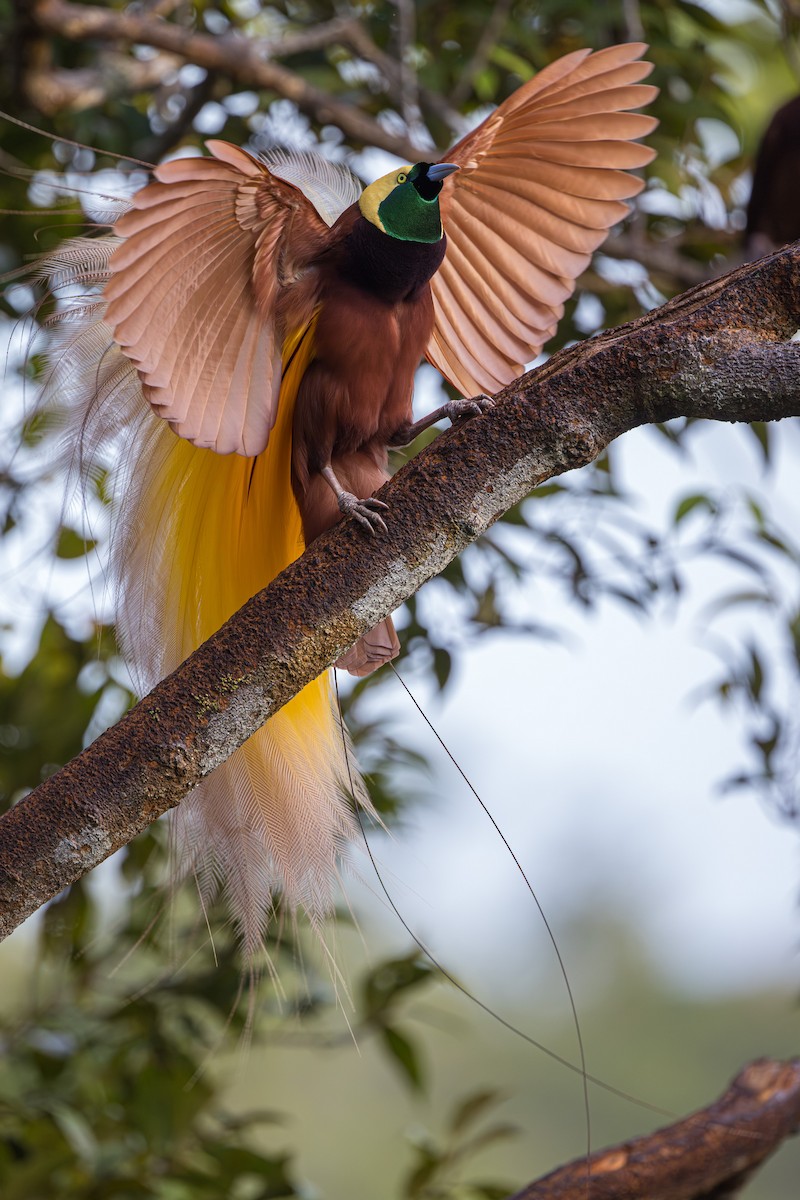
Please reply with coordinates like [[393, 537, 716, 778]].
[[0, 1, 799, 1196]]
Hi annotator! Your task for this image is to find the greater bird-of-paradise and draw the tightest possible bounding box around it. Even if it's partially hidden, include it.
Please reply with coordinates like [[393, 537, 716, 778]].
[[40, 43, 657, 953]]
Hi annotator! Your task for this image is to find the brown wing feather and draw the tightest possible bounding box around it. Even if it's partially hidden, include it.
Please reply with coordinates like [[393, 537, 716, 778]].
[[104, 142, 330, 456], [429, 43, 658, 396]]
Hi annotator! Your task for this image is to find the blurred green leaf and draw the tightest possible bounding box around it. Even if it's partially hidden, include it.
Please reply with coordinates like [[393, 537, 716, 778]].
[[448, 1089, 503, 1136], [674, 493, 717, 524], [381, 1025, 425, 1091], [749, 421, 771, 464], [55, 528, 96, 559]]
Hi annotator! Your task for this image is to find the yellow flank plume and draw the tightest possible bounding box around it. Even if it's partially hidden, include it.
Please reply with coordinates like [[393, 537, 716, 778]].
[[166, 315, 319, 703], [123, 311, 370, 954]]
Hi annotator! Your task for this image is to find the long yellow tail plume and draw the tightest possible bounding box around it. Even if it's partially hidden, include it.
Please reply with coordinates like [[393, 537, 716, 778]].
[[42, 242, 370, 955]]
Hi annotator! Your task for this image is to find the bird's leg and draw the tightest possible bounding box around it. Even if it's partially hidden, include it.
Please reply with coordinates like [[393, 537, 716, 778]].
[[388, 393, 494, 448], [320, 465, 389, 535]]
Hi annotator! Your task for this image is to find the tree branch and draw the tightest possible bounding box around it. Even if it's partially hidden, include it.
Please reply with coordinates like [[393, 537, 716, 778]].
[[31, 0, 426, 160], [341, 20, 461, 138], [1, 245, 799, 939], [451, 0, 512, 109], [600, 229, 717, 288], [25, 52, 183, 114], [509, 1058, 800, 1199]]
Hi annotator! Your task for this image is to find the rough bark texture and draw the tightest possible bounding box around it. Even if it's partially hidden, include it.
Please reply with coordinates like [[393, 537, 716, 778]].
[[509, 1058, 800, 1199], [0, 245, 799, 941]]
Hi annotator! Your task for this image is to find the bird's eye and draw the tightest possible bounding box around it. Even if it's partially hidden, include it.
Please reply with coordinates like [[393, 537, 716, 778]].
[[396, 172, 407, 184]]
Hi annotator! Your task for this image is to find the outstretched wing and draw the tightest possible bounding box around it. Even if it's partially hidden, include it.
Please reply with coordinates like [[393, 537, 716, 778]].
[[429, 43, 658, 397], [104, 141, 331, 456]]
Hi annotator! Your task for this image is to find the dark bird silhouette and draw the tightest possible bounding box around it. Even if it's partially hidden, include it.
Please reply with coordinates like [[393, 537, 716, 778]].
[[746, 93, 800, 255], [41, 43, 657, 950]]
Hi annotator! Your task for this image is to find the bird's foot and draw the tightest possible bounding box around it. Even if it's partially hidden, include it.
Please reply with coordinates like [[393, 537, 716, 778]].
[[338, 491, 389, 535], [443, 393, 495, 422]]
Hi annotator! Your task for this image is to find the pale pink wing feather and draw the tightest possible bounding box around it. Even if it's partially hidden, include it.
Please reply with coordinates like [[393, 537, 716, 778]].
[[104, 142, 325, 456], [430, 42, 658, 396]]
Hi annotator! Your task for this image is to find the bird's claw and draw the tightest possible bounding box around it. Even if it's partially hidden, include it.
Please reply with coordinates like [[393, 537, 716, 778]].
[[444, 393, 495, 422], [338, 491, 389, 535]]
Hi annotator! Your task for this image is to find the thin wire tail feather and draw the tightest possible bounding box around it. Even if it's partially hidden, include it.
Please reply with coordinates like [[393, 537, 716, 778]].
[[37, 239, 373, 957]]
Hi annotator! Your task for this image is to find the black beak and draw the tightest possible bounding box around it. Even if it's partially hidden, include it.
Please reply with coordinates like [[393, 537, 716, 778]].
[[426, 162, 459, 182]]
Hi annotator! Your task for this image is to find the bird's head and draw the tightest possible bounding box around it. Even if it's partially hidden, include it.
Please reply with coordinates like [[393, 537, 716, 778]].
[[359, 161, 459, 243]]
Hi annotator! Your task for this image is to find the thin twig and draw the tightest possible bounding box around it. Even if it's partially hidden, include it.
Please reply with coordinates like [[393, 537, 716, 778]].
[[395, 0, 418, 130], [342, 20, 461, 138], [31, 0, 427, 160], [25, 53, 184, 115], [451, 0, 512, 109], [621, 0, 646, 43]]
